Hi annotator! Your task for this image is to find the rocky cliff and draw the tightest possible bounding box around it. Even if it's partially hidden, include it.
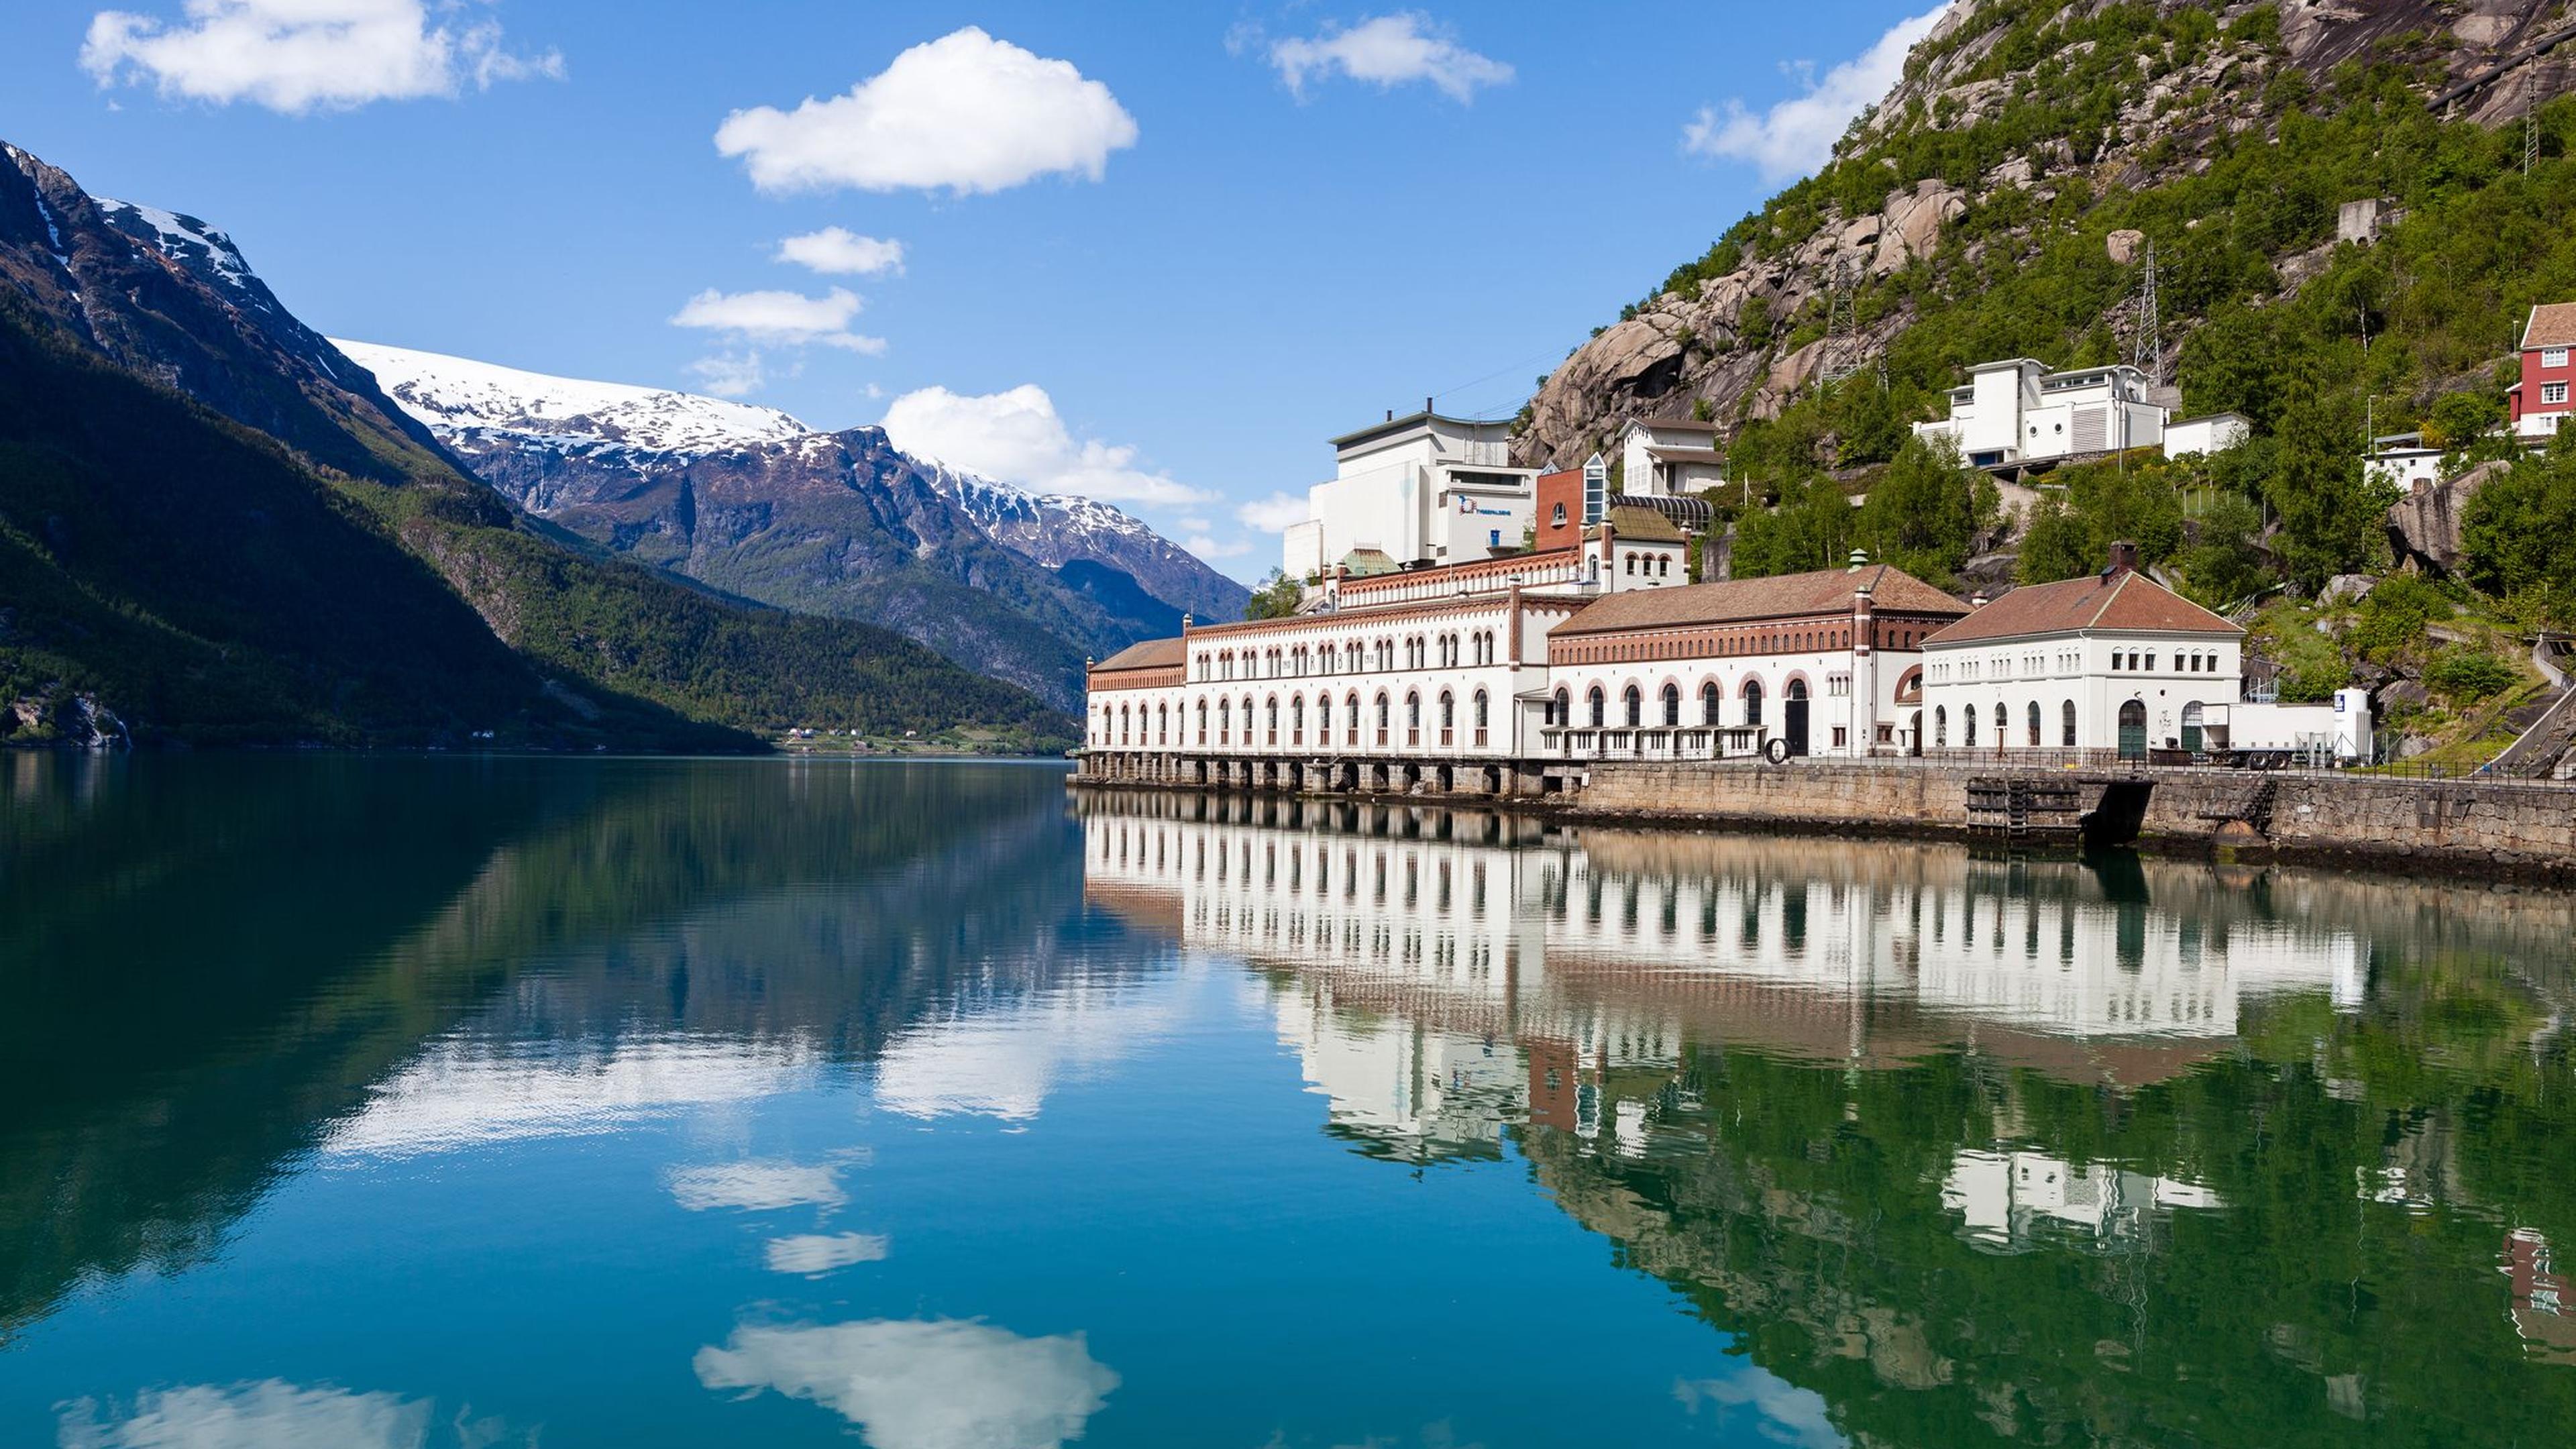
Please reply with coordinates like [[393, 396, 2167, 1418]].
[[1517, 0, 2576, 470]]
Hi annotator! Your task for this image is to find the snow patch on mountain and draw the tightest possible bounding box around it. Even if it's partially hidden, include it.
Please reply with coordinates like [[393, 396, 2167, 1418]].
[[331, 339, 812, 455], [95, 197, 253, 291]]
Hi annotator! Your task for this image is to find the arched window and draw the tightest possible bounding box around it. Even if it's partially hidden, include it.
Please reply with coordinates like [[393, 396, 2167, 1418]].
[[1157, 703, 1169, 745], [1375, 692, 1391, 745], [1964, 704, 1978, 748], [1743, 678, 1765, 727], [1265, 696, 1279, 744], [1472, 690, 1489, 728], [2027, 700, 2042, 748], [1291, 695, 1305, 743], [1550, 688, 1569, 727], [1934, 706, 1948, 748], [1661, 683, 1681, 727], [1701, 682, 1721, 725], [2061, 700, 2076, 747], [1623, 685, 1642, 727], [1788, 678, 1808, 702], [1218, 697, 1232, 743], [1438, 690, 1454, 745], [1587, 686, 1606, 728], [1196, 698, 1208, 745]]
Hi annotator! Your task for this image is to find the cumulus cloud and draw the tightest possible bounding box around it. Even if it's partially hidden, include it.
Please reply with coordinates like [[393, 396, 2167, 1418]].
[[1682, 4, 1949, 182], [694, 1318, 1120, 1449], [668, 1159, 847, 1212], [881, 384, 1207, 508], [57, 1380, 432, 1449], [1267, 13, 1512, 103], [776, 227, 906, 276], [715, 27, 1138, 195], [80, 0, 562, 114], [766, 1232, 891, 1275], [1183, 534, 1252, 559], [1236, 491, 1312, 533], [670, 286, 883, 354]]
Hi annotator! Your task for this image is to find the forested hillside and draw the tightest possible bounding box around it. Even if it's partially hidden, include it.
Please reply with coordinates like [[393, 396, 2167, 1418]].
[[1518, 0, 2576, 756], [0, 142, 1072, 751]]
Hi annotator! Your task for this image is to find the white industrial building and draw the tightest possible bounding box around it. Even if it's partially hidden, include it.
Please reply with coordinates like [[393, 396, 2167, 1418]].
[[1615, 416, 1727, 498], [1279, 406, 1539, 580], [1913, 359, 2171, 470]]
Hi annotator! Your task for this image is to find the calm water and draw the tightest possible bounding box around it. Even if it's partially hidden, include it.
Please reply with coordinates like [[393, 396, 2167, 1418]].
[[3, 757, 2574, 1448]]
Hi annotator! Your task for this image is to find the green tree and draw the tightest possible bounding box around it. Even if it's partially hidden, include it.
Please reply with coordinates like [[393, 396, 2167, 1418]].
[[2176, 492, 2273, 607], [1242, 568, 1301, 621], [1856, 437, 1978, 582]]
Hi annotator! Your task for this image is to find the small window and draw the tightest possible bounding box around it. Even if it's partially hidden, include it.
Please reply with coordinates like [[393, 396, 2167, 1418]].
[[2545, 382, 2571, 406], [1552, 502, 1568, 524], [2546, 347, 2571, 368]]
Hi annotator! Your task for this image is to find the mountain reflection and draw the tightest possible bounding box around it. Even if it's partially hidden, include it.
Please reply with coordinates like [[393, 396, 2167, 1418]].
[[1076, 788, 2576, 1446], [0, 756, 1129, 1342]]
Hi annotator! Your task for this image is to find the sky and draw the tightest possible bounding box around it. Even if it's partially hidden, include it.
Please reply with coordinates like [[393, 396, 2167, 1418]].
[[3, 0, 1946, 581]]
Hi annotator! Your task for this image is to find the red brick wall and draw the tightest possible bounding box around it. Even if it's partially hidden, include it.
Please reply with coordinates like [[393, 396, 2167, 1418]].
[[1534, 470, 1583, 551]]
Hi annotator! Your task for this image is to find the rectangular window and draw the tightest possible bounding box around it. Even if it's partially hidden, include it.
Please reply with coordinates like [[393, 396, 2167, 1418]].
[[2546, 347, 2570, 368], [2546, 382, 2571, 406]]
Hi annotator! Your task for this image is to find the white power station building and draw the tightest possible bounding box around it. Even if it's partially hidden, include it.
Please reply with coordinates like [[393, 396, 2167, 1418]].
[[1281, 407, 1540, 580], [1914, 359, 2169, 470]]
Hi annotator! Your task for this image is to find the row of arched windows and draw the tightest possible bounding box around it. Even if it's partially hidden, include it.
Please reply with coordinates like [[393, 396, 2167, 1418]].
[[1928, 700, 2080, 749], [1541, 677, 1795, 729], [1094, 689, 1495, 749], [1193, 629, 1501, 682]]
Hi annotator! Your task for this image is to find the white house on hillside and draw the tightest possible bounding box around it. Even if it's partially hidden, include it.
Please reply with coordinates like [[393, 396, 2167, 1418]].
[[1280, 407, 1540, 580], [1914, 359, 2169, 470], [1616, 417, 1727, 498]]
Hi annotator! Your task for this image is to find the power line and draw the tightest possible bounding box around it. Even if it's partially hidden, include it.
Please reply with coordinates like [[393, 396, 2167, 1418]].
[[2133, 239, 2162, 387]]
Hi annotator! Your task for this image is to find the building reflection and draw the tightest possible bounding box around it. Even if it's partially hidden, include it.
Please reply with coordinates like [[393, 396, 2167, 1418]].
[[1076, 788, 2576, 1445]]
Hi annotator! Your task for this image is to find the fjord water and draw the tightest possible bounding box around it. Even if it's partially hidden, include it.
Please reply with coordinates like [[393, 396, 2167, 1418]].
[[4, 757, 2574, 1448]]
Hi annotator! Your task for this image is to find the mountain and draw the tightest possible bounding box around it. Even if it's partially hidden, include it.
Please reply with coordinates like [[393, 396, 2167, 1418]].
[[0, 140, 1071, 750], [1519, 0, 2576, 476], [335, 341, 1250, 710]]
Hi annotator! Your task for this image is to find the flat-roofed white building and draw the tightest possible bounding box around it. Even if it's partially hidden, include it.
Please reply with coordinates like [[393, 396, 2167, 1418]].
[[1280, 407, 1538, 580], [1616, 417, 1727, 498], [1919, 543, 2243, 759], [2163, 412, 2251, 458], [1915, 359, 2167, 470]]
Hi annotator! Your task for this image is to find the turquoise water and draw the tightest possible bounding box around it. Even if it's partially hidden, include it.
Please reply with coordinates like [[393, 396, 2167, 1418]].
[[4, 755, 2574, 1448]]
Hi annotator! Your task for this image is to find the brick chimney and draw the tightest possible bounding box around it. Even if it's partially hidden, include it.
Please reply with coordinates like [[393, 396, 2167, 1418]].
[[2104, 540, 2139, 578]]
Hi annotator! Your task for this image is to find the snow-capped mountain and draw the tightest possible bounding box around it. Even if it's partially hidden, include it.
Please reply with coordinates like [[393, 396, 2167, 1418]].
[[333, 343, 1248, 708], [333, 340, 811, 457]]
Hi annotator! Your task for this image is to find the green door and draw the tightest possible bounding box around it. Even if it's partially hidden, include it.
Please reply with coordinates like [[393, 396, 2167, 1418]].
[[2117, 700, 2148, 761], [2180, 702, 2204, 754]]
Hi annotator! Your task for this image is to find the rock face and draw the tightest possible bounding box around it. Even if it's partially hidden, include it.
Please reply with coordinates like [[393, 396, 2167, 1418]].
[[338, 341, 1247, 710], [1513, 0, 2575, 472], [2385, 459, 2510, 576]]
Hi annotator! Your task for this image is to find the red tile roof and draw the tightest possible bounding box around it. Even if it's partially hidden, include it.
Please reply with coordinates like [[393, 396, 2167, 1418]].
[[2524, 303, 2576, 350], [1921, 569, 2241, 647], [1089, 636, 1186, 672], [1551, 565, 1966, 637]]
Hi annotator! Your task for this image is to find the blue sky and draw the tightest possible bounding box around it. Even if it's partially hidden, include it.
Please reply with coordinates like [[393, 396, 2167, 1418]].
[[3, 1, 1943, 580]]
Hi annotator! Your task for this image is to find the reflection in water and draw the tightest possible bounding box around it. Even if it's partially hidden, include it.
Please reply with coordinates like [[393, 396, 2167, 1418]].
[[1078, 788, 2576, 1446], [765, 1232, 891, 1276], [692, 1319, 1120, 1449], [56, 1379, 527, 1449]]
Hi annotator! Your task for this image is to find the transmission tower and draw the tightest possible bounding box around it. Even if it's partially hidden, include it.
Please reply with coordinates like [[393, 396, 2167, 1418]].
[[2132, 239, 2163, 387], [2527, 72, 2541, 176], [1820, 259, 1862, 390]]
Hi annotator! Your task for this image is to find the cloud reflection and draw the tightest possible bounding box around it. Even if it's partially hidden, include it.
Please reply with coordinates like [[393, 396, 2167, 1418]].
[[1674, 1373, 1843, 1448], [872, 981, 1185, 1122], [765, 1231, 890, 1275], [322, 1035, 819, 1159], [669, 1159, 846, 1212], [54, 1379, 530, 1449], [694, 1318, 1118, 1449]]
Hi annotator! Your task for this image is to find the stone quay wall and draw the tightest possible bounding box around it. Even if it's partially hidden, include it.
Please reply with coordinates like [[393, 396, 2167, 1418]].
[[1568, 760, 2576, 883]]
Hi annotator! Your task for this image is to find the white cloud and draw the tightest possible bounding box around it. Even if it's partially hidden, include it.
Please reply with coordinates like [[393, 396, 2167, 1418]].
[[777, 227, 906, 277], [669, 1159, 846, 1212], [872, 977, 1186, 1122], [80, 0, 561, 114], [1236, 491, 1312, 533], [1268, 13, 1513, 103], [880, 384, 1208, 508], [714, 27, 1138, 196], [1682, 4, 1948, 182], [56, 1380, 431, 1449], [694, 1318, 1120, 1449], [670, 286, 884, 354], [765, 1231, 890, 1275], [687, 350, 770, 398], [1183, 535, 1252, 559]]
